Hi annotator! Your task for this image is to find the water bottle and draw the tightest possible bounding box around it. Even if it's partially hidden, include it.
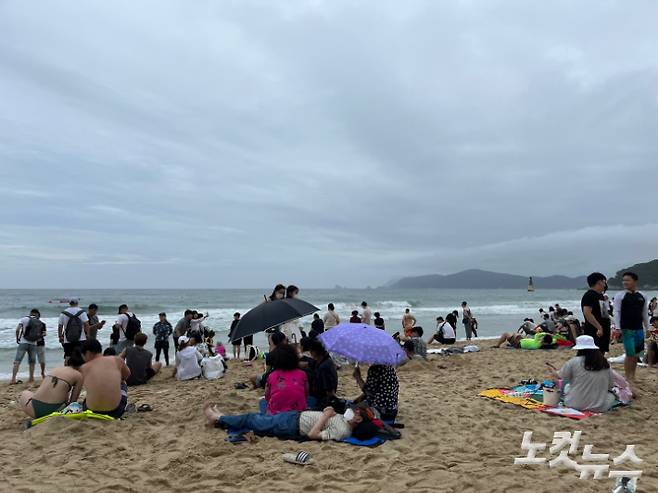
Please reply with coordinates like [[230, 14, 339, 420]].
[[612, 477, 637, 493]]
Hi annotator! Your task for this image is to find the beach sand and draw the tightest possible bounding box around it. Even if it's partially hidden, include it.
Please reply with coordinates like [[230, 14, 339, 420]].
[[1, 343, 656, 493]]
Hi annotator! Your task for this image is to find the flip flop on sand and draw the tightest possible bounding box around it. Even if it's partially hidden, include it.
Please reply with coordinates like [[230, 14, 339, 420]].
[[225, 433, 247, 443], [282, 451, 314, 466], [234, 383, 248, 390], [137, 404, 153, 412], [9, 380, 23, 385]]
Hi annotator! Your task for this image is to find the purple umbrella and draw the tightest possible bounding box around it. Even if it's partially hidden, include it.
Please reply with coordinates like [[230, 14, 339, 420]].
[[318, 322, 406, 366]]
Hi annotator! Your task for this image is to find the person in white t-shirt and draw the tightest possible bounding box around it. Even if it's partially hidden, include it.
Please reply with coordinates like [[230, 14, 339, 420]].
[[58, 299, 90, 363], [428, 316, 456, 345], [10, 309, 46, 385], [173, 336, 203, 381], [113, 304, 135, 354], [361, 302, 373, 326], [281, 285, 303, 343]]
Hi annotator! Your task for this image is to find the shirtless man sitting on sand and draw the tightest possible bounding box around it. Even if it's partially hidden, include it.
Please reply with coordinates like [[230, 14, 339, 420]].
[[18, 349, 84, 419], [80, 339, 131, 418]]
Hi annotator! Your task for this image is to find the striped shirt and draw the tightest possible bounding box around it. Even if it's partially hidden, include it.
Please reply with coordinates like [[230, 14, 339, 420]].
[[298, 411, 352, 441]]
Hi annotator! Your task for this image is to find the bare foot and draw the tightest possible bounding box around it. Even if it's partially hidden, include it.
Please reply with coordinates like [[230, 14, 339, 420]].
[[203, 402, 223, 426]]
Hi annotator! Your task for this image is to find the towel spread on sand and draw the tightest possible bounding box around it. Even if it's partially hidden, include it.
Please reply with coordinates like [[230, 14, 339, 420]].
[[223, 428, 390, 447], [479, 388, 598, 419], [479, 389, 545, 410], [29, 409, 115, 428]]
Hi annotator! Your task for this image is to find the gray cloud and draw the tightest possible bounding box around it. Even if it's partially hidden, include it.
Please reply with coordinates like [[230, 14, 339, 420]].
[[1, 0, 657, 288]]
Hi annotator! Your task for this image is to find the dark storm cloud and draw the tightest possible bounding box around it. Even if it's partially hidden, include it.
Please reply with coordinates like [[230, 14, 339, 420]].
[[1, 0, 657, 288]]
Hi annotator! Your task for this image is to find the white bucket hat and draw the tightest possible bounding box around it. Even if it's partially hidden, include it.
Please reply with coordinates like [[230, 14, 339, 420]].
[[572, 335, 599, 351]]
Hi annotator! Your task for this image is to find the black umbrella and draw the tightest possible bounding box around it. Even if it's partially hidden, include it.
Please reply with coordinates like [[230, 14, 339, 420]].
[[230, 298, 320, 342]]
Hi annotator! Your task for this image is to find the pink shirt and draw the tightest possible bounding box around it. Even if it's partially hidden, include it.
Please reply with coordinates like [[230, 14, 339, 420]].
[[265, 369, 308, 415]]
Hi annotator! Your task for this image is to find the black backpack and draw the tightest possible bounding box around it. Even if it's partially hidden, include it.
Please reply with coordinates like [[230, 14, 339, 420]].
[[124, 313, 142, 340], [63, 310, 85, 343], [23, 317, 45, 342]]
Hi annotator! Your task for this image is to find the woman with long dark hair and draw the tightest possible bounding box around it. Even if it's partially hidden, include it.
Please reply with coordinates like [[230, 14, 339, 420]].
[[268, 284, 286, 302], [548, 335, 615, 412]]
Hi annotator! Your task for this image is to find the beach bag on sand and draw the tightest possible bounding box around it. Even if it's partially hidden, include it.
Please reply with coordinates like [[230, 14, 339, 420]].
[[246, 345, 261, 361], [124, 313, 142, 340], [611, 370, 632, 404], [201, 355, 226, 380], [62, 310, 85, 343], [23, 317, 45, 342]]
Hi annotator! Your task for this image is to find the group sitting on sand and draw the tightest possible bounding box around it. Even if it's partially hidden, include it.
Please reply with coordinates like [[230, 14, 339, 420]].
[[219, 322, 402, 443], [204, 346, 398, 443], [18, 339, 131, 419]]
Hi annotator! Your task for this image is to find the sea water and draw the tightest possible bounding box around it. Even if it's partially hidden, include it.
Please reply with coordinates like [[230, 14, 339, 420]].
[[2, 288, 654, 379]]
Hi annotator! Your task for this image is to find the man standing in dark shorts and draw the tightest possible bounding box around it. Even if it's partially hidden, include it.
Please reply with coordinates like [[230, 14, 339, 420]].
[[228, 312, 242, 360], [581, 272, 611, 355], [613, 272, 650, 385]]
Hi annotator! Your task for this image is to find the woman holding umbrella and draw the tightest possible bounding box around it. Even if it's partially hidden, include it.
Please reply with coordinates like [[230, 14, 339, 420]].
[[262, 284, 286, 336], [353, 365, 399, 422], [267, 284, 286, 302]]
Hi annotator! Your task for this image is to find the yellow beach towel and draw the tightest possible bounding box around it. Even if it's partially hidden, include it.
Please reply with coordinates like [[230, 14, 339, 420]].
[[29, 409, 115, 427], [479, 389, 545, 410]]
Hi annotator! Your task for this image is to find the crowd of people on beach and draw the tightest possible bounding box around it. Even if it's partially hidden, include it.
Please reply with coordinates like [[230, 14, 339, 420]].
[[491, 271, 657, 412], [8, 274, 658, 442]]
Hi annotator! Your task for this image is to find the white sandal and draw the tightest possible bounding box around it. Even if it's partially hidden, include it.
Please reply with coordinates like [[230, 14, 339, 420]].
[[282, 451, 314, 465]]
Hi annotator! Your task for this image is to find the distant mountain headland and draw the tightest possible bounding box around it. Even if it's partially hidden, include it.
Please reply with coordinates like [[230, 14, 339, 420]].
[[386, 269, 587, 289], [607, 259, 658, 289]]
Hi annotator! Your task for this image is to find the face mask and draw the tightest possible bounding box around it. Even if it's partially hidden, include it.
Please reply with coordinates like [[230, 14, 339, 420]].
[[343, 409, 355, 422]]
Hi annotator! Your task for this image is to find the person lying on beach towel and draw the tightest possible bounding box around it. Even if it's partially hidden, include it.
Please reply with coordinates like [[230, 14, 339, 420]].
[[17, 349, 84, 419], [491, 332, 555, 350], [203, 402, 379, 442]]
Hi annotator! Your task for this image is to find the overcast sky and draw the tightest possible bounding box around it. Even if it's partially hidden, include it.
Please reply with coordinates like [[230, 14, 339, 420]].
[[1, 1, 657, 289]]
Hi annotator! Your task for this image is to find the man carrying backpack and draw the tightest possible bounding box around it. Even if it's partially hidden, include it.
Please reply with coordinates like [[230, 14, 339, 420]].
[[10, 308, 46, 385], [113, 304, 142, 354], [58, 299, 90, 362]]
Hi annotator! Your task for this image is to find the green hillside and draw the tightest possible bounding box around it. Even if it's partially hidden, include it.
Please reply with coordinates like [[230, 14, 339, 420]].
[[608, 259, 658, 288]]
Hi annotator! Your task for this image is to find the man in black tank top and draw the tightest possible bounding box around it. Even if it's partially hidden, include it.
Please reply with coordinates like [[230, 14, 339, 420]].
[[612, 272, 650, 385]]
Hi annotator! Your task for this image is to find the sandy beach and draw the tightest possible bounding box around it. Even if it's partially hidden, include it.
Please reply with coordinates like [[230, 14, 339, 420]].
[[1, 341, 656, 493]]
